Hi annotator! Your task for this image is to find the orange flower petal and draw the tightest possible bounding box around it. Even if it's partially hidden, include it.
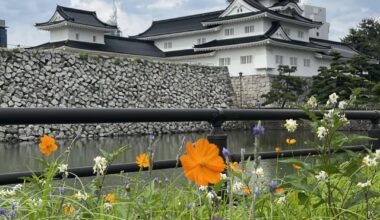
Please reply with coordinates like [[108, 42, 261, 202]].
[[292, 164, 301, 169], [276, 188, 285, 193]]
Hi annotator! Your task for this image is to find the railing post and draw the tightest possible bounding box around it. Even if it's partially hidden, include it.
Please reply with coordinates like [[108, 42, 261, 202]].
[[208, 108, 227, 158], [368, 119, 380, 149]]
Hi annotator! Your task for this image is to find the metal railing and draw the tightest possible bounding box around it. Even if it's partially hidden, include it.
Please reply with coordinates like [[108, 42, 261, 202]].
[[0, 108, 378, 185]]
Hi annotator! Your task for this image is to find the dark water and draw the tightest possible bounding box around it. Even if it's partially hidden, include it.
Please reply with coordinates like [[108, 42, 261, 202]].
[[0, 129, 365, 181]]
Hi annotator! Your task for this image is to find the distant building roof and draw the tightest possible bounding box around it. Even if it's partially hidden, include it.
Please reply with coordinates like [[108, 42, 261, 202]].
[[30, 35, 165, 58], [36, 5, 117, 30], [310, 38, 360, 59], [136, 10, 223, 38], [0, 20, 6, 28]]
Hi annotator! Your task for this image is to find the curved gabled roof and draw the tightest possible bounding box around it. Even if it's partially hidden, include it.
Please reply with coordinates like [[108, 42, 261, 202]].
[[136, 10, 223, 38], [36, 5, 117, 29]]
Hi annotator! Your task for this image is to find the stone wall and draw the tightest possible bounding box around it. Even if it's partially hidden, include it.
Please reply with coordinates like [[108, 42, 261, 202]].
[[230, 74, 313, 108], [0, 49, 237, 141]]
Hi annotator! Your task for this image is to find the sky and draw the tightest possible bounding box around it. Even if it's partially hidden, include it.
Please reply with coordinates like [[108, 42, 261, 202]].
[[0, 0, 379, 47]]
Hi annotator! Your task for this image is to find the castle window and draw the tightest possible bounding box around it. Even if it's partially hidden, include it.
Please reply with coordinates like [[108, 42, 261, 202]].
[[75, 33, 80, 40], [225, 28, 234, 36], [304, 59, 311, 67], [164, 42, 172, 49], [219, 57, 231, 66], [93, 36, 96, 42], [275, 55, 283, 65], [244, 25, 255, 33], [237, 7, 243, 13], [240, 55, 252, 64], [298, 31, 304, 39], [316, 32, 320, 37], [196, 38, 206, 45], [290, 57, 298, 66]]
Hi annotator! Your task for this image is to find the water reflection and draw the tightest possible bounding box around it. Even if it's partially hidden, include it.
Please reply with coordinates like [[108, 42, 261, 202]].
[[0, 129, 364, 181]]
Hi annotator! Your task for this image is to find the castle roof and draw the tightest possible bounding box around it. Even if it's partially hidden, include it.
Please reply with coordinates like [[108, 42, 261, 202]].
[[36, 5, 117, 30]]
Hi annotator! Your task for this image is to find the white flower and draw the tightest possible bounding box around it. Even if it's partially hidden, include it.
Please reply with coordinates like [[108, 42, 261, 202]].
[[31, 198, 42, 207], [253, 167, 265, 178], [198, 186, 208, 192], [0, 189, 16, 197], [315, 171, 328, 182], [220, 173, 227, 180], [206, 191, 215, 200], [284, 119, 298, 133], [58, 164, 69, 177], [13, 184, 22, 191], [324, 109, 335, 120], [363, 155, 378, 167], [104, 202, 113, 212], [307, 96, 318, 108], [328, 93, 339, 105], [277, 196, 286, 205], [339, 114, 349, 125], [232, 182, 243, 193], [338, 101, 347, 110], [317, 127, 328, 140], [93, 156, 108, 175], [74, 191, 88, 201], [375, 150, 380, 159], [357, 180, 372, 188]]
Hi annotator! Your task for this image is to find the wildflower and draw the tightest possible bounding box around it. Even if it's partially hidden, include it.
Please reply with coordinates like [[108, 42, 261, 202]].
[[338, 101, 347, 110], [253, 167, 264, 178], [93, 156, 108, 175], [275, 147, 281, 152], [243, 187, 252, 195], [229, 162, 242, 173], [357, 180, 372, 188], [104, 203, 113, 212], [252, 124, 265, 136], [148, 134, 155, 141], [58, 186, 65, 194], [339, 114, 349, 125], [220, 173, 227, 180], [275, 188, 285, 193], [39, 135, 58, 156], [277, 196, 286, 205], [286, 138, 297, 145], [375, 150, 380, 159], [254, 188, 261, 197], [12, 184, 22, 191], [58, 164, 69, 177], [180, 138, 226, 186], [315, 171, 328, 182], [0, 208, 5, 215], [164, 177, 170, 185], [363, 155, 378, 167], [30, 198, 42, 207], [284, 119, 298, 133], [306, 96, 318, 108], [73, 191, 88, 201], [136, 153, 150, 168], [269, 181, 279, 193], [105, 193, 116, 204], [206, 190, 215, 200], [317, 126, 328, 140], [324, 109, 335, 120], [8, 210, 15, 218], [222, 148, 230, 158], [292, 164, 301, 169], [63, 205, 75, 217], [328, 93, 339, 106], [198, 186, 208, 192], [232, 182, 244, 193]]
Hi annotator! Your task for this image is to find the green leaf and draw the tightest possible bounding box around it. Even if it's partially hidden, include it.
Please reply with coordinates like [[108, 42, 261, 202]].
[[343, 190, 380, 209]]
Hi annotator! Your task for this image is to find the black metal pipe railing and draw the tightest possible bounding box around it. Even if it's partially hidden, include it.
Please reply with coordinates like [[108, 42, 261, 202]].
[[0, 108, 378, 125], [0, 145, 375, 185], [0, 108, 378, 185]]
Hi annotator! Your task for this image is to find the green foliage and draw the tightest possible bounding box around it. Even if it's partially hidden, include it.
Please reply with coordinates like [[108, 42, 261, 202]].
[[309, 54, 375, 104], [79, 52, 89, 61], [261, 65, 305, 108]]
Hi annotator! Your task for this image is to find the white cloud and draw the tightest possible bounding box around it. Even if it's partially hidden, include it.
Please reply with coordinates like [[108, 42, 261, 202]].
[[69, 0, 151, 36], [146, 0, 188, 10]]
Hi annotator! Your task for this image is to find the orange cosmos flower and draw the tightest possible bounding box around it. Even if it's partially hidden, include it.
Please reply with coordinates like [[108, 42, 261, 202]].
[[292, 164, 301, 169], [105, 193, 116, 204], [180, 138, 226, 186], [136, 153, 150, 168], [275, 147, 281, 152], [63, 205, 75, 217], [39, 135, 58, 156], [229, 162, 242, 173], [275, 188, 285, 193], [286, 138, 297, 145], [243, 187, 252, 195]]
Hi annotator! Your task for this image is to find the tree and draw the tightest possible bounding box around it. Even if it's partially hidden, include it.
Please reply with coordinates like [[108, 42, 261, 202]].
[[342, 18, 380, 83], [261, 65, 305, 108], [309, 53, 373, 104]]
